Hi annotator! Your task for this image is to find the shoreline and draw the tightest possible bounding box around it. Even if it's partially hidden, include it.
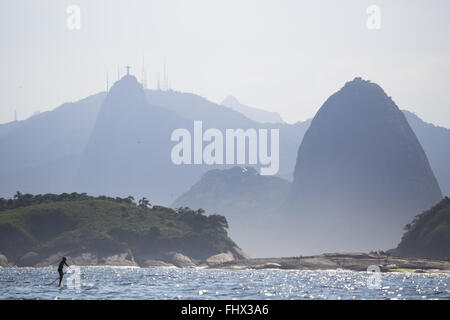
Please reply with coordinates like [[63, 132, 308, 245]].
[[2, 252, 449, 273], [207, 252, 450, 273]]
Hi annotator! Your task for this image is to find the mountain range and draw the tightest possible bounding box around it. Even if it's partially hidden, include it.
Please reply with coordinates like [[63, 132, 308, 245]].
[[0, 76, 310, 204], [74, 75, 200, 204], [0, 93, 105, 196], [0, 76, 449, 257], [173, 78, 448, 256], [221, 95, 284, 124]]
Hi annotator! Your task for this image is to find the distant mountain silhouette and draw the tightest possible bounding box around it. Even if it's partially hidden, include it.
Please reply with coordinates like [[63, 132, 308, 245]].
[[73, 76, 310, 204], [285, 77, 443, 254], [0, 120, 21, 139], [403, 110, 450, 196], [0, 93, 105, 196], [146, 91, 257, 128], [221, 95, 284, 124], [172, 166, 291, 256], [74, 75, 201, 204], [144, 89, 310, 181], [0, 80, 309, 204], [1, 75, 449, 257]]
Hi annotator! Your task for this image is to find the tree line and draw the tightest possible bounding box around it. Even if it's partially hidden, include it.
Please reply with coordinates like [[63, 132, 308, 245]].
[[0, 191, 229, 231]]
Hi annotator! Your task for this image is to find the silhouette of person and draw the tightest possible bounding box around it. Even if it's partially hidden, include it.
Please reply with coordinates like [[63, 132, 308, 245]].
[[58, 257, 69, 287]]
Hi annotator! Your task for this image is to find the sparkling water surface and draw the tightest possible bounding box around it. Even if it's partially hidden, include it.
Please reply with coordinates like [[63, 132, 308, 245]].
[[0, 267, 448, 300]]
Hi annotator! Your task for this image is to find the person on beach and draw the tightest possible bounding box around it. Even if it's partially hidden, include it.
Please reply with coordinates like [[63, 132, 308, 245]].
[[58, 257, 69, 287]]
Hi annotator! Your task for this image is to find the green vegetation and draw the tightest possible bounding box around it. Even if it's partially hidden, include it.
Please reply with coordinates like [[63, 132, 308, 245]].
[[392, 197, 450, 259], [0, 192, 237, 265]]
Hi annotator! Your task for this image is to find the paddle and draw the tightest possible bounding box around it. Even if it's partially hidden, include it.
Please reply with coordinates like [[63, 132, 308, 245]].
[[48, 277, 59, 286]]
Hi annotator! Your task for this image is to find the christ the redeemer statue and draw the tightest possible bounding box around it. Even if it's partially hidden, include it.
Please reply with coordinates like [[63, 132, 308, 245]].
[[125, 65, 131, 75]]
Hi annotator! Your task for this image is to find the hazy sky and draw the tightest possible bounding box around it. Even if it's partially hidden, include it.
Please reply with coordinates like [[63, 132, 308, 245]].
[[1, 0, 450, 127]]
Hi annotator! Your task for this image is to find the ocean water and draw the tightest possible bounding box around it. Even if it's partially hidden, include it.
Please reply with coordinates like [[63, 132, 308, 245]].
[[0, 267, 448, 300]]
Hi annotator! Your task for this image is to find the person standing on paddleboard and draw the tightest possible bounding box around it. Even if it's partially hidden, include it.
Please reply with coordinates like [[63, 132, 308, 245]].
[[58, 257, 69, 287]]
